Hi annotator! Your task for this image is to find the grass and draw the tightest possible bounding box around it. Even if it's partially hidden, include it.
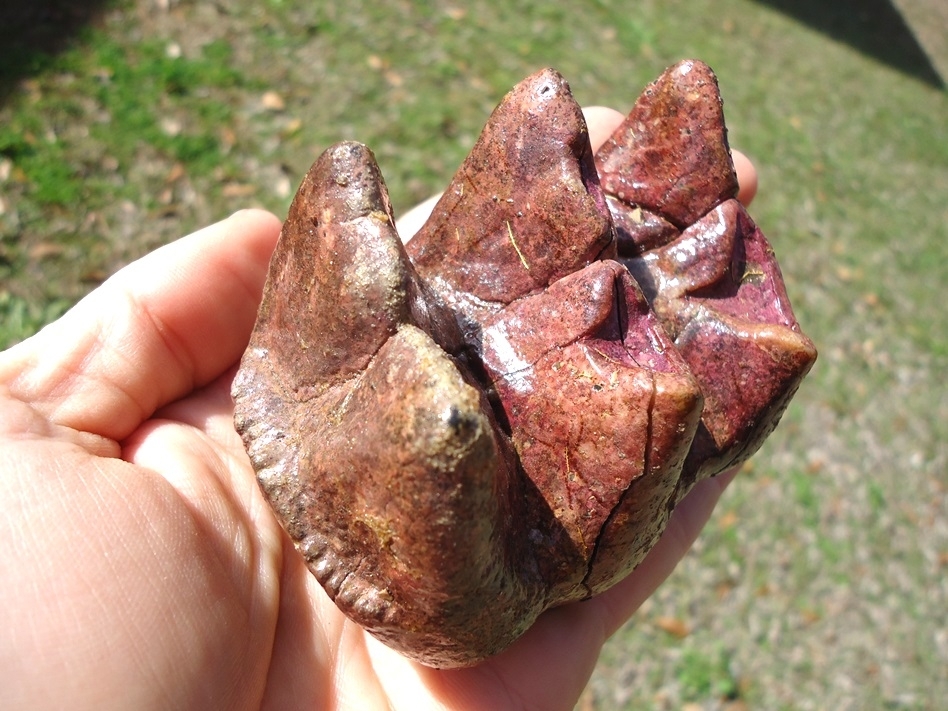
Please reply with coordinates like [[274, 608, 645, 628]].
[[1, 0, 946, 708], [0, 36, 245, 207], [0, 290, 71, 346], [676, 646, 741, 702]]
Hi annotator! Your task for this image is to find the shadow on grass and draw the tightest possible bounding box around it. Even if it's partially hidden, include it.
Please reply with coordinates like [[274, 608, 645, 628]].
[[0, 0, 115, 104], [753, 0, 945, 89]]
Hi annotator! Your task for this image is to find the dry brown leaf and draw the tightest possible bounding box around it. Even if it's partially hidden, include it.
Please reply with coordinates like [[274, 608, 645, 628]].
[[222, 183, 256, 197], [28, 242, 66, 260], [261, 90, 286, 111], [655, 616, 690, 638], [718, 510, 739, 530], [165, 163, 186, 183]]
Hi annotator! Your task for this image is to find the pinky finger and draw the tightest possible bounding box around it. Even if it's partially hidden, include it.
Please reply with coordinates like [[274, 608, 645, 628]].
[[732, 149, 758, 206]]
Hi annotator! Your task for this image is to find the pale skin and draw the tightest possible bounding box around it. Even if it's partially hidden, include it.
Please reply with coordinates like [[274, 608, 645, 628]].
[[0, 109, 757, 711]]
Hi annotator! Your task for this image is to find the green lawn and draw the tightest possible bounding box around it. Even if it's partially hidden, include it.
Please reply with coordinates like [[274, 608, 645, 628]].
[[1, 0, 945, 708]]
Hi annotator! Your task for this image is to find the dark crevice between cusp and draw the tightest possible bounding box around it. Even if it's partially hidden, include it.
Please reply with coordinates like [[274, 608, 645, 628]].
[[612, 269, 637, 367]]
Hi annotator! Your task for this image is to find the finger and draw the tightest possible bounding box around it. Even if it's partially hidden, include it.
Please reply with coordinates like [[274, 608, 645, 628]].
[[582, 105, 625, 152], [732, 149, 758, 206], [396, 192, 442, 244], [0, 209, 282, 441]]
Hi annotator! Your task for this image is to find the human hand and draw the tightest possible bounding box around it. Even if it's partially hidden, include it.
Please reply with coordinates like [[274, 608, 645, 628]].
[[0, 108, 756, 711]]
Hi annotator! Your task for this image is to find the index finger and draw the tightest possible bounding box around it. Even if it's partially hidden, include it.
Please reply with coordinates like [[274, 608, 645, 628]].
[[0, 209, 282, 442]]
